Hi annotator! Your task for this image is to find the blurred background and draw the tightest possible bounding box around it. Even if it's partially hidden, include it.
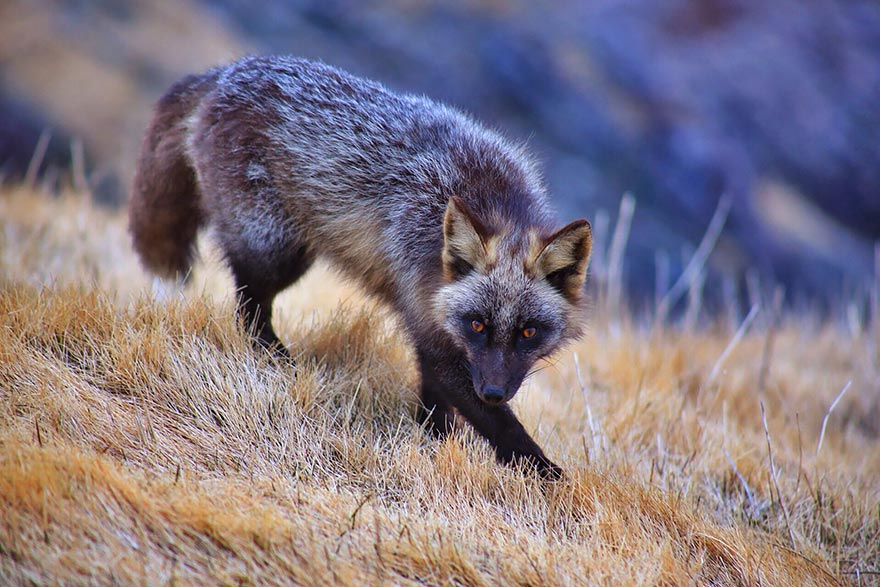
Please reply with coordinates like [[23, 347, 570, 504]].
[[1, 0, 878, 317]]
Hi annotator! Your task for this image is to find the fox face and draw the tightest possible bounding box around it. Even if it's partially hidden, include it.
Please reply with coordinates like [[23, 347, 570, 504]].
[[436, 197, 592, 405]]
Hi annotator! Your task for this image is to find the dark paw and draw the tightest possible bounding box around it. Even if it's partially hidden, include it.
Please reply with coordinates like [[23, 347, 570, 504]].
[[254, 334, 291, 358], [512, 453, 564, 481], [252, 338, 296, 374], [268, 342, 293, 362], [417, 405, 453, 439], [538, 459, 565, 481]]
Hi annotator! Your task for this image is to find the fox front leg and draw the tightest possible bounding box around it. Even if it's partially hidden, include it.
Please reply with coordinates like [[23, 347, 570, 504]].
[[420, 345, 562, 480], [416, 348, 456, 438], [457, 397, 563, 480]]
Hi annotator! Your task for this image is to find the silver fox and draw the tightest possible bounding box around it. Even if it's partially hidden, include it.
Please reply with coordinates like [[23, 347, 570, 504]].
[[129, 56, 592, 479]]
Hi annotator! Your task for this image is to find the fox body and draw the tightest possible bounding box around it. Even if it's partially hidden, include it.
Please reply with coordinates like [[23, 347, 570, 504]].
[[129, 56, 592, 478]]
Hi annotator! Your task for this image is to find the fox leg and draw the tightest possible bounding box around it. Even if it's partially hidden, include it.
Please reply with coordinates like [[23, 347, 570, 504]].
[[417, 343, 562, 479], [416, 349, 456, 438], [229, 257, 311, 356], [221, 221, 314, 357], [458, 400, 563, 480]]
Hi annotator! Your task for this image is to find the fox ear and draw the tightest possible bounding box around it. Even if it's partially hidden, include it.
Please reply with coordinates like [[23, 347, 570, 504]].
[[534, 219, 592, 299], [442, 196, 493, 281]]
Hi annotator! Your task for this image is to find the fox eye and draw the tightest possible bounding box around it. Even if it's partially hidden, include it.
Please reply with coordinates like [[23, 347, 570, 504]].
[[522, 326, 537, 339], [471, 319, 485, 333]]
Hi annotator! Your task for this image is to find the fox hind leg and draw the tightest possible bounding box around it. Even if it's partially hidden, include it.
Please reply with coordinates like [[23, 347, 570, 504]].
[[229, 242, 313, 357], [219, 208, 314, 357], [187, 113, 312, 357]]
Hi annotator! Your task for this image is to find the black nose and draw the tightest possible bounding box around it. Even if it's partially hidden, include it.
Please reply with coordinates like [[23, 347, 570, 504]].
[[482, 386, 506, 405]]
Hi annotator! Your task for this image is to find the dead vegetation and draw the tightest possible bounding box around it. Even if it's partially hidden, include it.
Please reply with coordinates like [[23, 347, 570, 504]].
[[1, 185, 877, 586]]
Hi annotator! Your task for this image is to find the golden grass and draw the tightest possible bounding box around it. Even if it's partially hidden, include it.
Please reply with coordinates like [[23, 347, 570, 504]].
[[1, 185, 877, 586]]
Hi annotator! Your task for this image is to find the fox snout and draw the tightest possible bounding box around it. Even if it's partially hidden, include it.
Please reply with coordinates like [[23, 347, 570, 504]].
[[470, 362, 525, 406], [481, 386, 507, 405], [474, 378, 522, 406]]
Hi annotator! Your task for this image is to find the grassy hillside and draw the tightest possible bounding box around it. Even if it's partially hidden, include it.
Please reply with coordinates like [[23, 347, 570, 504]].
[[0, 185, 877, 586]]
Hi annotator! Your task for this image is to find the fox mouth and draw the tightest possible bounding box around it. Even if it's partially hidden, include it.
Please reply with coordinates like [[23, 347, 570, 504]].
[[478, 385, 509, 405], [473, 376, 520, 406], [465, 361, 523, 405]]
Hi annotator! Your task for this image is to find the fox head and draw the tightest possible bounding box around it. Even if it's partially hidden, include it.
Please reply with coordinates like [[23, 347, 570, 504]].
[[436, 196, 592, 405]]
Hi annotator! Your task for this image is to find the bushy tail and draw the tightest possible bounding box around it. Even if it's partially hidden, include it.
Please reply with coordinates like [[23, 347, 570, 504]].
[[129, 71, 218, 280]]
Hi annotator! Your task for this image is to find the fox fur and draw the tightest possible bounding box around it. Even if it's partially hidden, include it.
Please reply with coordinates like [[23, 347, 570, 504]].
[[129, 56, 592, 479]]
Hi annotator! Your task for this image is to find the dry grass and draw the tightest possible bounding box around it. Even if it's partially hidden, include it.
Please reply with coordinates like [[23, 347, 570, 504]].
[[1, 185, 877, 586]]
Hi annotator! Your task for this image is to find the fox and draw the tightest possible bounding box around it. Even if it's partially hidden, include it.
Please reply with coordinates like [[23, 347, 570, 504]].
[[129, 56, 592, 479]]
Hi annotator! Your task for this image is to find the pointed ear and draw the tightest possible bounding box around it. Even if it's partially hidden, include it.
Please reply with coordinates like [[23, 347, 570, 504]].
[[442, 196, 494, 281], [533, 219, 592, 299]]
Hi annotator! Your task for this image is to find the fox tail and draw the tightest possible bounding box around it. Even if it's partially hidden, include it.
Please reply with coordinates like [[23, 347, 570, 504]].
[[128, 71, 218, 281]]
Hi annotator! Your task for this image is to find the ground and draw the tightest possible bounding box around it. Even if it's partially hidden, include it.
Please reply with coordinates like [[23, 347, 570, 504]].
[[1, 185, 877, 586]]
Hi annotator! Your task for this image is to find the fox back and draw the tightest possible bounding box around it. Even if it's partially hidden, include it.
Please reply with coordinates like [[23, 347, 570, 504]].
[[130, 56, 592, 479]]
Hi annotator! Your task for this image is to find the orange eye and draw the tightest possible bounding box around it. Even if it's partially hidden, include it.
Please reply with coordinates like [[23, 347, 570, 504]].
[[522, 326, 537, 339], [471, 319, 485, 333]]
